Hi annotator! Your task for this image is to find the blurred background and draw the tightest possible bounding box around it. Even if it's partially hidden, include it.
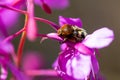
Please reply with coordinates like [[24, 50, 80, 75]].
[[10, 0, 120, 80]]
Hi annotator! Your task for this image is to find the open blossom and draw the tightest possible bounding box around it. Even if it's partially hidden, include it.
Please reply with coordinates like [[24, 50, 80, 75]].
[[46, 16, 114, 80], [0, 0, 25, 38], [22, 51, 44, 80], [0, 39, 26, 80], [22, 51, 44, 71], [0, 0, 24, 28], [0, 0, 18, 27]]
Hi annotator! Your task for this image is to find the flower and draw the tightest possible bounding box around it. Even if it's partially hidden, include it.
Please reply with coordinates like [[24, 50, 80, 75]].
[[22, 51, 44, 80], [44, 16, 114, 80], [22, 51, 44, 70], [35, 0, 69, 10], [0, 0, 20, 28], [0, 0, 25, 37], [0, 39, 26, 80]]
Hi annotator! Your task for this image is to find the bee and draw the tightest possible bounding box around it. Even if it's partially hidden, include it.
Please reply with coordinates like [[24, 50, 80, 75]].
[[57, 24, 87, 43]]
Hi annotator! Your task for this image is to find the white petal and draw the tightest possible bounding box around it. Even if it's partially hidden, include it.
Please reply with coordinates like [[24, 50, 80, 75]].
[[66, 53, 91, 79], [83, 27, 114, 49]]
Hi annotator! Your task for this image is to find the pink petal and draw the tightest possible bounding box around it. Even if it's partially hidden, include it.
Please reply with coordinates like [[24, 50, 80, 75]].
[[35, 0, 69, 10], [27, 18, 37, 41], [58, 50, 92, 80], [0, 0, 13, 3], [41, 2, 52, 14], [7, 62, 27, 80], [60, 43, 67, 51], [0, 0, 20, 28], [22, 51, 44, 80], [0, 66, 8, 80], [27, 0, 37, 41], [52, 57, 58, 69], [22, 52, 44, 70], [59, 16, 83, 27], [83, 27, 114, 49], [1, 10, 19, 28], [0, 59, 26, 80], [75, 43, 94, 55], [0, 41, 14, 55], [91, 55, 99, 74], [47, 33, 63, 41], [66, 54, 91, 79]]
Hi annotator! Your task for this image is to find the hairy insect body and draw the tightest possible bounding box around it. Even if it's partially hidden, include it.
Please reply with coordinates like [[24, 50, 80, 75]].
[[57, 24, 87, 42]]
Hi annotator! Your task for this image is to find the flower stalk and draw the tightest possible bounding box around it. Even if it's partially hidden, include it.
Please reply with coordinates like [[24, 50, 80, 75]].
[[0, 3, 26, 14], [16, 15, 28, 67], [16, 29, 26, 67]]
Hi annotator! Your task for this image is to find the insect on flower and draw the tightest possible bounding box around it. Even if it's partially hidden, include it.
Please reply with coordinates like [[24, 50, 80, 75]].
[[57, 24, 87, 42], [45, 16, 114, 80]]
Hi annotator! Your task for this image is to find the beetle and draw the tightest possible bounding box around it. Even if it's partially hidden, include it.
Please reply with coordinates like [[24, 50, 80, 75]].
[[57, 24, 87, 42]]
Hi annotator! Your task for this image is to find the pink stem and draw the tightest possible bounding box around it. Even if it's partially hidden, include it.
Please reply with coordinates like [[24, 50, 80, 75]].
[[3, 28, 25, 42], [0, 3, 26, 14], [34, 17, 59, 30]]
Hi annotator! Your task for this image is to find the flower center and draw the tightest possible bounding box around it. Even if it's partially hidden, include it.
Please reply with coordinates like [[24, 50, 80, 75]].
[[57, 24, 87, 43]]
